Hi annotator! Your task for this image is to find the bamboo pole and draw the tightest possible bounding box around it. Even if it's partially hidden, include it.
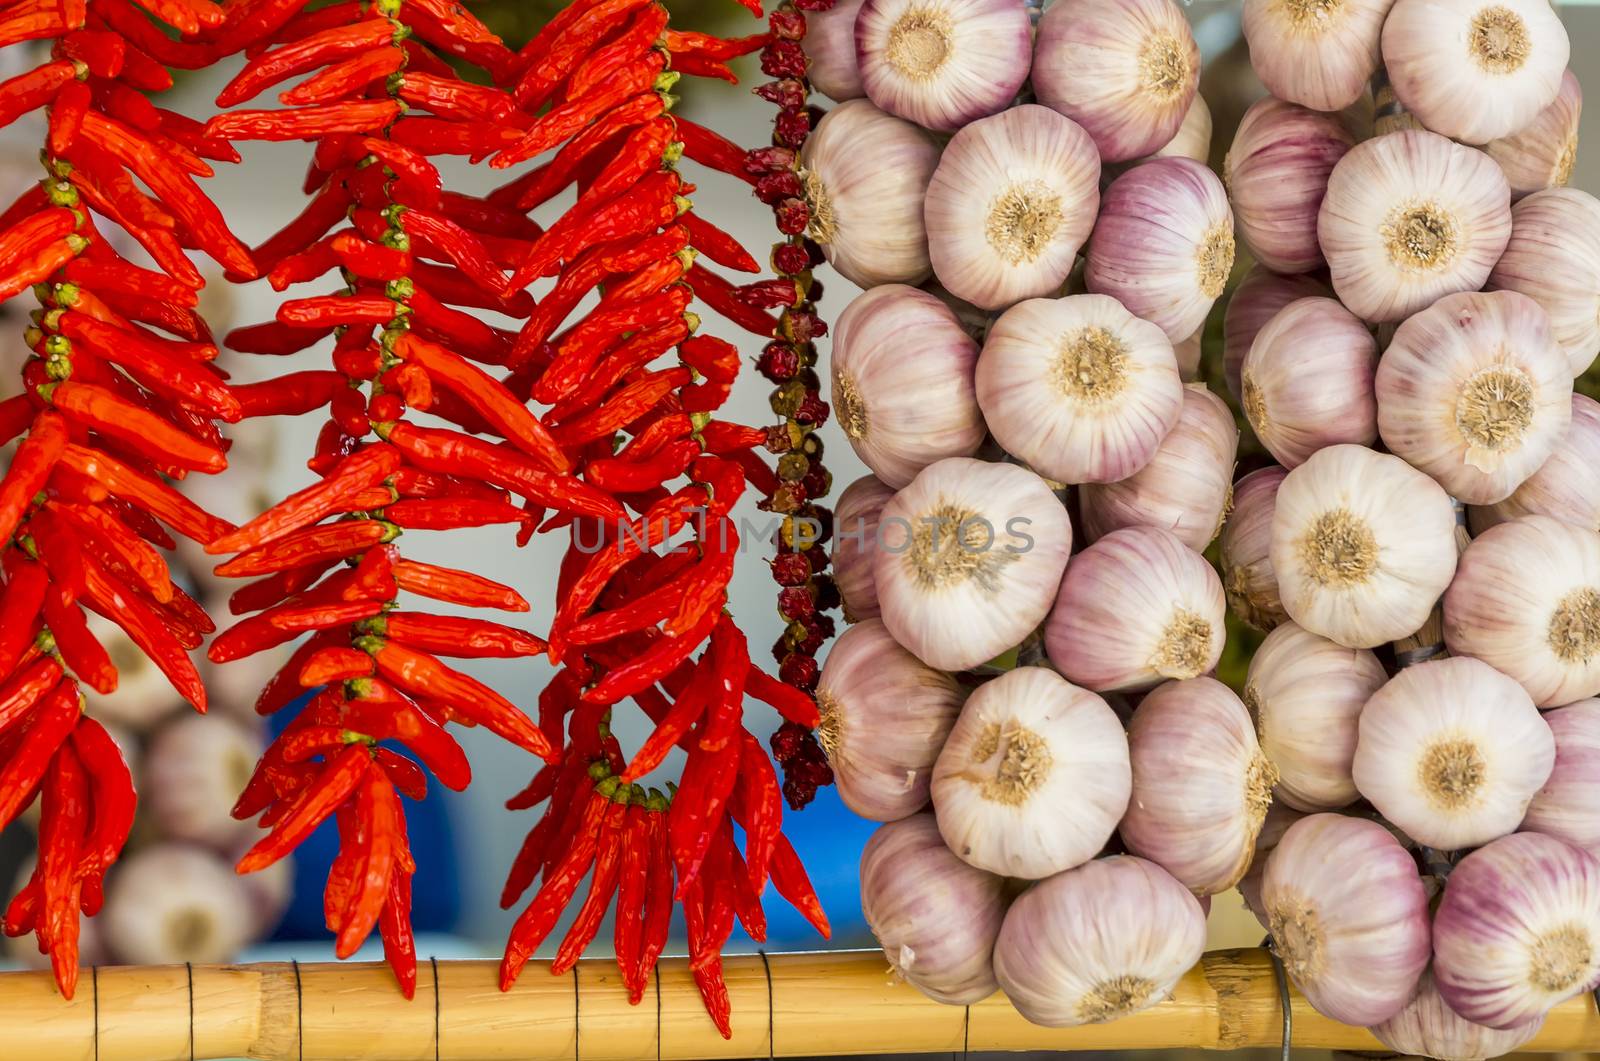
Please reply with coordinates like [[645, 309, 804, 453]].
[[0, 949, 1595, 1060]]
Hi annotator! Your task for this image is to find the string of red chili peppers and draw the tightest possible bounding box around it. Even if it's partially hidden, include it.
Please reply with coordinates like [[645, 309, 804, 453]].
[[0, 0, 251, 998]]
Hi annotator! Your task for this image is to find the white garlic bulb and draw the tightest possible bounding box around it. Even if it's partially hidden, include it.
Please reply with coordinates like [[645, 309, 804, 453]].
[[1443, 515, 1600, 708], [1045, 525, 1226, 692], [1242, 297, 1378, 469], [1261, 813, 1432, 1026], [1031, 0, 1199, 164], [1222, 465, 1290, 632], [1085, 158, 1235, 343], [1238, 802, 1304, 930], [931, 666, 1130, 879], [1270, 444, 1459, 649], [1226, 98, 1355, 274], [993, 855, 1206, 1026], [102, 845, 256, 964], [1245, 621, 1387, 812], [1485, 69, 1582, 200], [1120, 677, 1276, 895], [1222, 266, 1332, 404], [1317, 129, 1512, 323], [1381, 0, 1569, 145], [1079, 383, 1238, 552], [1472, 395, 1600, 537], [1152, 92, 1211, 164], [141, 712, 265, 848], [801, 98, 941, 288], [1432, 832, 1600, 1030], [804, 0, 867, 103], [855, 0, 1032, 133], [1370, 969, 1546, 1060], [1376, 290, 1572, 505], [975, 294, 1183, 485], [1487, 187, 1600, 377], [859, 813, 1010, 1005], [1523, 699, 1600, 856], [874, 457, 1073, 672], [832, 474, 896, 622], [1240, 0, 1394, 113], [924, 105, 1101, 311], [818, 619, 966, 822]]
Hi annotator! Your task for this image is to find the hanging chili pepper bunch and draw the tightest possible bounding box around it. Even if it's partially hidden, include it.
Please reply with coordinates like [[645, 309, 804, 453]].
[[0, 0, 252, 998]]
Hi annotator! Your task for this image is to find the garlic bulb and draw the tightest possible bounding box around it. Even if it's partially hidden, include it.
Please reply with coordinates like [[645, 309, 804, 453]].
[[975, 294, 1183, 485], [1487, 187, 1600, 377], [924, 105, 1100, 311], [831, 284, 986, 489], [1485, 69, 1582, 200], [1443, 515, 1600, 708], [1079, 383, 1237, 552], [1222, 266, 1332, 403], [801, 98, 941, 288], [874, 458, 1073, 672], [141, 713, 264, 848], [832, 474, 896, 622], [1262, 813, 1431, 1026], [1226, 98, 1355, 274], [1238, 803, 1304, 929], [1270, 444, 1459, 649], [1241, 297, 1378, 469], [818, 619, 966, 822], [1371, 969, 1546, 1060], [993, 855, 1205, 1026], [1472, 395, 1600, 537], [1085, 158, 1235, 343], [1240, 0, 1394, 112], [1245, 621, 1387, 812], [1432, 832, 1600, 1029], [1120, 677, 1276, 895], [1173, 328, 1201, 382], [804, 0, 867, 103], [1152, 93, 1211, 164], [855, 0, 1032, 133], [1523, 700, 1600, 856], [102, 845, 256, 964], [1381, 0, 1569, 145], [1377, 290, 1571, 505], [1317, 129, 1512, 323], [930, 667, 1130, 879], [859, 813, 1009, 1004], [1045, 525, 1226, 692], [1031, 0, 1199, 164], [1221, 466, 1290, 632]]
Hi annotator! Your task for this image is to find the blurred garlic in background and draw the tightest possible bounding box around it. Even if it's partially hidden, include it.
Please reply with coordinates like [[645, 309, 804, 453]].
[[855, 0, 1032, 132], [141, 713, 264, 849], [101, 845, 256, 965]]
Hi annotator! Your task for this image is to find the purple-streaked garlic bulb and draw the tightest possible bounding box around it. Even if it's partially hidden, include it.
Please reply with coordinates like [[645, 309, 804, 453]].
[[1261, 813, 1432, 1026], [832, 474, 896, 623], [1079, 383, 1237, 552], [1487, 188, 1600, 377], [1485, 69, 1582, 200], [855, 0, 1032, 133], [1370, 969, 1546, 1060], [102, 845, 257, 964], [1031, 0, 1199, 164], [1471, 395, 1600, 537], [818, 619, 966, 822], [859, 813, 1010, 1004], [1317, 130, 1512, 323], [1226, 98, 1355, 274], [1222, 465, 1290, 632], [1432, 832, 1600, 1030], [142, 713, 264, 849], [924, 105, 1100, 311], [1241, 297, 1378, 469], [874, 458, 1073, 672], [1238, 802, 1304, 929], [1222, 266, 1332, 404], [931, 667, 1130, 879], [804, 0, 867, 103], [975, 293, 1183, 485], [1523, 699, 1600, 856], [993, 855, 1205, 1026], [1086, 158, 1235, 343], [1241, 0, 1394, 112], [831, 284, 986, 489], [1443, 515, 1600, 708], [1046, 525, 1225, 693]]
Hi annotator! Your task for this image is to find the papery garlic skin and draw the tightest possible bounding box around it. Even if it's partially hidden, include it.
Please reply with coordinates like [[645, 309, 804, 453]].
[[1079, 384, 1238, 552], [1262, 813, 1432, 1026], [1370, 969, 1546, 1060], [831, 284, 986, 489], [1354, 658, 1554, 851], [925, 105, 1101, 312], [975, 294, 1183, 485], [855, 0, 1032, 133], [801, 98, 941, 288], [993, 855, 1205, 1026], [1523, 700, 1600, 856], [1443, 515, 1600, 708], [1226, 98, 1355, 274], [1317, 130, 1512, 323], [1222, 267, 1332, 404], [1432, 832, 1600, 1029], [1471, 396, 1600, 539], [1238, 802, 1304, 929], [1222, 466, 1290, 632], [1031, 0, 1199, 164], [1086, 158, 1235, 342], [1485, 69, 1582, 200], [1487, 188, 1600, 377], [931, 667, 1130, 879], [874, 458, 1073, 672], [1376, 290, 1571, 505], [804, 0, 868, 103], [1241, 0, 1394, 113], [1242, 297, 1378, 469], [1245, 621, 1387, 811], [1381, 0, 1569, 145], [1045, 525, 1226, 692], [1120, 677, 1277, 895], [833, 474, 897, 623], [860, 814, 1010, 1004]]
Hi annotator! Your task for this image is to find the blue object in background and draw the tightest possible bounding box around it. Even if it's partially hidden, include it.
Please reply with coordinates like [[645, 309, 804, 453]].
[[755, 784, 875, 948]]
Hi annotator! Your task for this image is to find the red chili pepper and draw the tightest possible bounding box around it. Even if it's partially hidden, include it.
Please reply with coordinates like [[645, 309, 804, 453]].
[[374, 611, 545, 660], [549, 366, 691, 446], [565, 3, 669, 103], [684, 263, 779, 338], [37, 739, 88, 999], [514, 226, 688, 361], [204, 99, 404, 142], [368, 639, 552, 760], [46, 381, 228, 473], [218, 18, 403, 107], [392, 558, 529, 612], [375, 748, 427, 801], [0, 556, 51, 678], [544, 322, 689, 426], [508, 168, 682, 290], [673, 116, 758, 185], [513, 0, 653, 109], [494, 52, 667, 170], [282, 46, 406, 107], [679, 211, 759, 274], [58, 444, 234, 544], [621, 653, 717, 783], [535, 288, 692, 405], [41, 585, 115, 694], [767, 833, 830, 938], [500, 783, 607, 989], [0, 60, 78, 129], [70, 715, 136, 878], [210, 445, 400, 555], [0, 410, 65, 546], [0, 657, 63, 735], [238, 743, 370, 874], [215, 519, 393, 580], [80, 554, 208, 711], [333, 768, 400, 958], [0, 679, 78, 834], [664, 28, 770, 61], [379, 860, 417, 1000], [550, 790, 627, 974], [490, 91, 663, 213]]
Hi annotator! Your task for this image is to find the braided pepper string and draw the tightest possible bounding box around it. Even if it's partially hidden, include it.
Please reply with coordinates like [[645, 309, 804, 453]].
[[0, 0, 250, 998]]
